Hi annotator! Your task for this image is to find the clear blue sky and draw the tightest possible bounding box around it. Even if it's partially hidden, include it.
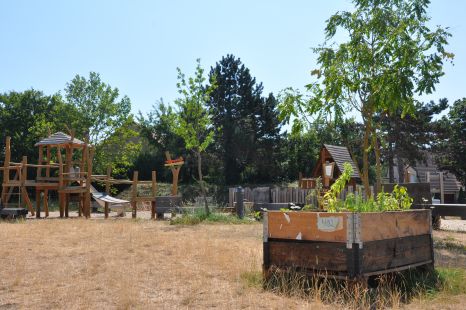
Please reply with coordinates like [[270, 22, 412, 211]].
[[1, 0, 465, 115]]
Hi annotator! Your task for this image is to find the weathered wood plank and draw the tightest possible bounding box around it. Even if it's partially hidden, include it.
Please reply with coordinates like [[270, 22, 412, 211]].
[[361, 234, 433, 273], [268, 241, 348, 272], [267, 211, 349, 242], [359, 210, 430, 242]]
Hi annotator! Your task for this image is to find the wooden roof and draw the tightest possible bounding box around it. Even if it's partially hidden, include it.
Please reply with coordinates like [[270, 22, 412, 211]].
[[324, 144, 361, 179], [35, 132, 87, 147]]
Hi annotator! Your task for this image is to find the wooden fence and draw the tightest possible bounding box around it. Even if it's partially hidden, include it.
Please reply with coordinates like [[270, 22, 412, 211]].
[[228, 185, 374, 208]]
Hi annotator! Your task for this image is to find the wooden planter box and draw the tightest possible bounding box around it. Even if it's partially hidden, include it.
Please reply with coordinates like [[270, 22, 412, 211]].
[[263, 210, 433, 280]]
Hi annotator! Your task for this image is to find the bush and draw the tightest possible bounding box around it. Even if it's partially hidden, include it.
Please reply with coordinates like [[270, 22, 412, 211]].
[[170, 208, 254, 225]]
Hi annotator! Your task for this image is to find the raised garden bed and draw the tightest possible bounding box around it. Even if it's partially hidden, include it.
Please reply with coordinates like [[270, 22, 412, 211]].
[[263, 209, 433, 281]]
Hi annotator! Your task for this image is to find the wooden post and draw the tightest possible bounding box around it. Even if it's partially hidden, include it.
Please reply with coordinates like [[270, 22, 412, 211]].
[[64, 145, 73, 218], [57, 146, 64, 218], [20, 156, 34, 215], [439, 172, 444, 204], [1, 136, 11, 205], [151, 171, 157, 219], [84, 147, 94, 218], [78, 144, 86, 217], [151, 200, 156, 220], [44, 189, 49, 217], [152, 170, 157, 197], [37, 145, 43, 180], [165, 151, 182, 196], [78, 194, 83, 217], [36, 190, 41, 218], [46, 146, 51, 180], [104, 166, 111, 218], [64, 194, 69, 218], [36, 145, 44, 218], [132, 171, 138, 218]]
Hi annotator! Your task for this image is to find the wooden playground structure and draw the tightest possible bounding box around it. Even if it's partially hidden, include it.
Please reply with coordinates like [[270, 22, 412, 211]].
[[0, 131, 184, 219]]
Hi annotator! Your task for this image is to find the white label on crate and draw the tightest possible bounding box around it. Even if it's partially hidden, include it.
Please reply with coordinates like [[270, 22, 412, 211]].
[[317, 215, 343, 232]]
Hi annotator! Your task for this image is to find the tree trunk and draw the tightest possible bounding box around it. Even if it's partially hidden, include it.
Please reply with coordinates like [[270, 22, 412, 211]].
[[372, 126, 382, 194], [388, 141, 395, 184], [396, 154, 405, 184], [362, 116, 372, 198], [196, 150, 210, 215]]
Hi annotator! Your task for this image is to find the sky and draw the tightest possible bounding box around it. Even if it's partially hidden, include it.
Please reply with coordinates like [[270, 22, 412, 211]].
[[1, 0, 465, 116]]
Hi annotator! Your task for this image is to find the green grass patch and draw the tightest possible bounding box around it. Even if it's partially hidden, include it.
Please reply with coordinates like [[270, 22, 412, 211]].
[[434, 237, 466, 252], [240, 271, 263, 288], [436, 267, 466, 295], [170, 209, 254, 225]]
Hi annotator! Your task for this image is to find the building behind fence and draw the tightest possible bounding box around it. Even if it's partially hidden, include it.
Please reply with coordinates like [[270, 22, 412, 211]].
[[228, 185, 373, 208]]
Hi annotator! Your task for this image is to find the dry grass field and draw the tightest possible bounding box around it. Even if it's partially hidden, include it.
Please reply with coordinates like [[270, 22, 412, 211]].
[[0, 215, 465, 309]]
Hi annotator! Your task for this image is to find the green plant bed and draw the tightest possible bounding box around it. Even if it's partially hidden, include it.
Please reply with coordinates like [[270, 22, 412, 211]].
[[303, 162, 413, 213]]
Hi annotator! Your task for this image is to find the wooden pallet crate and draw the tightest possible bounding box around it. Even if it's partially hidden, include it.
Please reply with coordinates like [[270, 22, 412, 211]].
[[263, 210, 433, 281]]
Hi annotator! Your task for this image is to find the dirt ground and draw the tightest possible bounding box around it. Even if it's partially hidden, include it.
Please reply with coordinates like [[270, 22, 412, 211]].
[[0, 213, 465, 309]]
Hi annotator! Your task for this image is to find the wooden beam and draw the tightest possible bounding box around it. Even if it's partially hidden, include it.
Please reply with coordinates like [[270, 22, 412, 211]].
[[152, 171, 157, 197], [57, 146, 64, 218], [44, 189, 49, 217], [1, 136, 11, 205], [84, 147, 94, 218], [105, 166, 111, 219], [131, 171, 138, 218], [20, 156, 34, 215]]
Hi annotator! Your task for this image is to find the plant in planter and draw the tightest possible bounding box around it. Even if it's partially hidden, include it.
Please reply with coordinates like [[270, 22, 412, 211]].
[[321, 162, 413, 212], [263, 162, 432, 282]]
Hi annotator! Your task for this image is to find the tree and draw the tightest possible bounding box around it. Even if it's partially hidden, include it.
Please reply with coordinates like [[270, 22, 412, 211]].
[[137, 100, 189, 182], [64, 72, 137, 174], [379, 99, 448, 183], [280, 0, 452, 196], [208, 54, 283, 184], [172, 59, 216, 215], [435, 98, 466, 186], [0, 89, 73, 162]]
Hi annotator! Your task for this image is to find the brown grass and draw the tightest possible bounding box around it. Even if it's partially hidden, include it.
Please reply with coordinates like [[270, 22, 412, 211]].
[[0, 219, 328, 309], [0, 218, 464, 309]]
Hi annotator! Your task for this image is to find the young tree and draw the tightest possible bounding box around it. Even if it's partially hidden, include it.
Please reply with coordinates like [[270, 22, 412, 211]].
[[173, 59, 216, 215], [280, 0, 452, 196]]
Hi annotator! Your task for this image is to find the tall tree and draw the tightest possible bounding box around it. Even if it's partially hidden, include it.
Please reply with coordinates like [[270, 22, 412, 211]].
[[435, 98, 466, 186], [208, 54, 282, 184], [379, 99, 448, 183], [172, 59, 216, 214], [280, 0, 452, 196]]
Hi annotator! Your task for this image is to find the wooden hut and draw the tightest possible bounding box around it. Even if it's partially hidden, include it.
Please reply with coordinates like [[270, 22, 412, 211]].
[[311, 144, 360, 188]]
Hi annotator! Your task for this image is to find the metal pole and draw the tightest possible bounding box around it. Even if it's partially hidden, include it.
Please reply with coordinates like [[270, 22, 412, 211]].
[[235, 186, 244, 219]]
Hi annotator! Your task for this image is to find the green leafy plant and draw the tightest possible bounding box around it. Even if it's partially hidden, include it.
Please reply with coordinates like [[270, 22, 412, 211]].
[[322, 162, 353, 212], [319, 162, 413, 213]]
